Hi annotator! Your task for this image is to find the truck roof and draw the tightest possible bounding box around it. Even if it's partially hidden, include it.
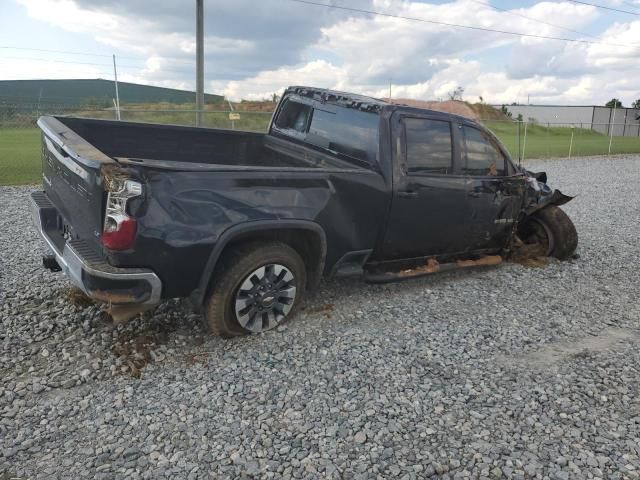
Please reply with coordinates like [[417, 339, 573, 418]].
[[284, 85, 473, 124], [285, 86, 388, 113]]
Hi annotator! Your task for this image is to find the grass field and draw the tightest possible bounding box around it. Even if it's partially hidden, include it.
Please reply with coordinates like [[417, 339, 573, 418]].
[[484, 121, 640, 159], [0, 128, 41, 185], [0, 111, 272, 186], [2, 119, 640, 186]]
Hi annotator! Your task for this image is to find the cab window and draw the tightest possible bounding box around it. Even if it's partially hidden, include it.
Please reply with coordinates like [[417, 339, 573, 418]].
[[274, 99, 312, 133], [461, 126, 506, 176], [404, 118, 453, 174]]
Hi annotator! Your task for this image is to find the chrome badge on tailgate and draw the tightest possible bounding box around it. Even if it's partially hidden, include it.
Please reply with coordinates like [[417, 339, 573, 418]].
[[44, 137, 89, 181], [44, 136, 90, 199]]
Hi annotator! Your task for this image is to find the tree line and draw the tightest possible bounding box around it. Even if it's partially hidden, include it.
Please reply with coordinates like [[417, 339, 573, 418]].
[[606, 98, 640, 109]]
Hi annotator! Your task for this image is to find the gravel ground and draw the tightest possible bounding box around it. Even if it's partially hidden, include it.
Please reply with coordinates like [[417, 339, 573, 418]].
[[1, 154, 640, 480]]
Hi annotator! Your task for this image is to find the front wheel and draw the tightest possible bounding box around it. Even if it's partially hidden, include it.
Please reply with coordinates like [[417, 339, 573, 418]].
[[204, 241, 306, 337], [518, 205, 578, 260]]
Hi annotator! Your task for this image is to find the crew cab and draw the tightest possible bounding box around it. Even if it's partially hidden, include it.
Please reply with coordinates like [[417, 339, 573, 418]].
[[31, 86, 577, 337]]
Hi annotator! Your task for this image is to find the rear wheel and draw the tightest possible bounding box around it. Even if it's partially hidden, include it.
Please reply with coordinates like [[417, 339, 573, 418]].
[[518, 206, 578, 260], [204, 241, 306, 337]]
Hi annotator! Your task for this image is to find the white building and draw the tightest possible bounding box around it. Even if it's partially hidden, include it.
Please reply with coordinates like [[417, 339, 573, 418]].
[[498, 105, 640, 137]]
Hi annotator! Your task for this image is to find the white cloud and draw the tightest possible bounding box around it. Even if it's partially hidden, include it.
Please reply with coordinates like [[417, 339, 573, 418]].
[[217, 60, 346, 101], [17, 0, 120, 33], [212, 0, 640, 104], [7, 0, 640, 105], [587, 20, 640, 67], [0, 57, 104, 80]]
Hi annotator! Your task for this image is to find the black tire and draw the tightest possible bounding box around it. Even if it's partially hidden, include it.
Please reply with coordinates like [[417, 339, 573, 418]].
[[204, 241, 306, 337], [519, 206, 578, 260]]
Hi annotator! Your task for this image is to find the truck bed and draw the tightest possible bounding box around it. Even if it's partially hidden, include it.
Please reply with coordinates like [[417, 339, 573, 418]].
[[53, 116, 327, 170]]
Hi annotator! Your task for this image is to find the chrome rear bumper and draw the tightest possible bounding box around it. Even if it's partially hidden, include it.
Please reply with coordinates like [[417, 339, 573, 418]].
[[30, 191, 162, 305]]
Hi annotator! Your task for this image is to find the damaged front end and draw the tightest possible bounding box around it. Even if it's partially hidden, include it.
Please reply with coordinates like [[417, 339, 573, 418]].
[[521, 170, 574, 216], [509, 168, 578, 262]]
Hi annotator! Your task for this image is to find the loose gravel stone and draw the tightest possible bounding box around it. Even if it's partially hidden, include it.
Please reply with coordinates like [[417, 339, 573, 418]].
[[2, 155, 640, 478]]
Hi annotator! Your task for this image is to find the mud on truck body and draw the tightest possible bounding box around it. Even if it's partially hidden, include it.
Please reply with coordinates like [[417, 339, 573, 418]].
[[31, 86, 577, 337]]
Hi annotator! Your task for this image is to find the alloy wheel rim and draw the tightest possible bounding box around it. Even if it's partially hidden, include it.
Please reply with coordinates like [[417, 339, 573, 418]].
[[234, 264, 297, 333]]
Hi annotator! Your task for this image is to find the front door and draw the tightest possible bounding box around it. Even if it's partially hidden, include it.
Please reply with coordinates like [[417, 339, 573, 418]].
[[458, 124, 526, 251], [380, 114, 470, 259]]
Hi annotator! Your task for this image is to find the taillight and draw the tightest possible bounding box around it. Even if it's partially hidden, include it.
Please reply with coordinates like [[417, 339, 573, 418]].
[[101, 179, 142, 251]]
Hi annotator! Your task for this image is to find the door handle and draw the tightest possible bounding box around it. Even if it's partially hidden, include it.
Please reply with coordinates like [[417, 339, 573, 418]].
[[397, 190, 418, 199], [468, 191, 481, 198]]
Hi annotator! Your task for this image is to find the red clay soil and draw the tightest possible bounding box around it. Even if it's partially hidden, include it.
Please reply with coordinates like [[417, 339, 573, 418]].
[[383, 98, 479, 119]]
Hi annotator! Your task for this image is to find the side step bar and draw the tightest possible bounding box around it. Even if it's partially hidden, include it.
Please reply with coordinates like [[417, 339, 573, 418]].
[[364, 255, 502, 284]]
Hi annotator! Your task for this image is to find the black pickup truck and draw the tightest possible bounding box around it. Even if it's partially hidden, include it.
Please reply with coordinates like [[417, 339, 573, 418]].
[[31, 86, 577, 336]]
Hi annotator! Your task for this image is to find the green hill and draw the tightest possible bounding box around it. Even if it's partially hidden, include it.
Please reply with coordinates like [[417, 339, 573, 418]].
[[0, 79, 223, 107]]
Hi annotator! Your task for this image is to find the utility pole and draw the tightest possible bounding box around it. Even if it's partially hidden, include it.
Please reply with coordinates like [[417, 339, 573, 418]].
[[36, 87, 43, 117], [195, 0, 204, 126]]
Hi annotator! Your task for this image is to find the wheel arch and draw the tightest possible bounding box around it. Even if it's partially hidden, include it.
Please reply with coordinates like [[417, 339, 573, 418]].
[[524, 189, 574, 216], [192, 220, 327, 307]]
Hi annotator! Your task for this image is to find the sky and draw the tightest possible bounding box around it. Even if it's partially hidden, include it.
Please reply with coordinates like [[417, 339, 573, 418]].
[[0, 0, 639, 105]]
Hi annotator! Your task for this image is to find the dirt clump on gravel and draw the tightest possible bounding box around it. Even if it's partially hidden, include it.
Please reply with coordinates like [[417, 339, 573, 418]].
[[508, 238, 549, 268], [66, 287, 95, 308]]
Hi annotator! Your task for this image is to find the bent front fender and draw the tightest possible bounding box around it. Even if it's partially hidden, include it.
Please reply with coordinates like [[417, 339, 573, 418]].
[[524, 189, 574, 216], [521, 170, 574, 216]]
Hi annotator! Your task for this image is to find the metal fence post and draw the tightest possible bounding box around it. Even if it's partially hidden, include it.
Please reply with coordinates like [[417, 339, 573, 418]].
[[608, 104, 616, 155], [522, 121, 528, 162], [546, 122, 550, 158], [517, 120, 521, 166], [568, 127, 574, 159], [112, 54, 121, 121]]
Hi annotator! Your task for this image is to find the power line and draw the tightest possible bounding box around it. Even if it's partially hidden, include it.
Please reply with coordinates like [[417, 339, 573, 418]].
[[622, 1, 640, 10], [0, 55, 129, 68], [287, 0, 639, 47], [569, 1, 640, 15], [0, 48, 257, 74], [0, 46, 143, 60], [0, 55, 260, 78], [471, 0, 640, 47], [0, 55, 192, 75], [469, 0, 600, 40], [0, 46, 198, 66]]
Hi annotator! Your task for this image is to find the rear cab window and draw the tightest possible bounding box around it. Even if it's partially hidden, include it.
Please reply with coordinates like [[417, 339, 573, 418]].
[[274, 99, 312, 135], [272, 96, 379, 169]]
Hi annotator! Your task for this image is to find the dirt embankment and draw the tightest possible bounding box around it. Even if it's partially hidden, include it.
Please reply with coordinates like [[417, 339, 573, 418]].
[[384, 98, 509, 121], [230, 96, 511, 118]]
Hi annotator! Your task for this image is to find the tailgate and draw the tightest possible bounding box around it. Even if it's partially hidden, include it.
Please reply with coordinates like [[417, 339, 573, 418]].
[[38, 116, 115, 251]]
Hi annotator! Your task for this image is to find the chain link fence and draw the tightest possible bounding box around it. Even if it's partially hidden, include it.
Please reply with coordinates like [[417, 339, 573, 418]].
[[483, 119, 640, 160], [0, 104, 274, 130], [0, 104, 274, 185], [1, 104, 640, 185]]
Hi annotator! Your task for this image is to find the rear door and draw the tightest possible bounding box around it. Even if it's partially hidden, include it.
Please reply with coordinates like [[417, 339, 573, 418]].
[[458, 123, 526, 251], [380, 113, 470, 259]]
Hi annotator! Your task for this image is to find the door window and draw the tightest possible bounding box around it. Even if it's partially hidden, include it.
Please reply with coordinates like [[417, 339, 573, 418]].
[[404, 118, 453, 174], [461, 126, 505, 176]]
